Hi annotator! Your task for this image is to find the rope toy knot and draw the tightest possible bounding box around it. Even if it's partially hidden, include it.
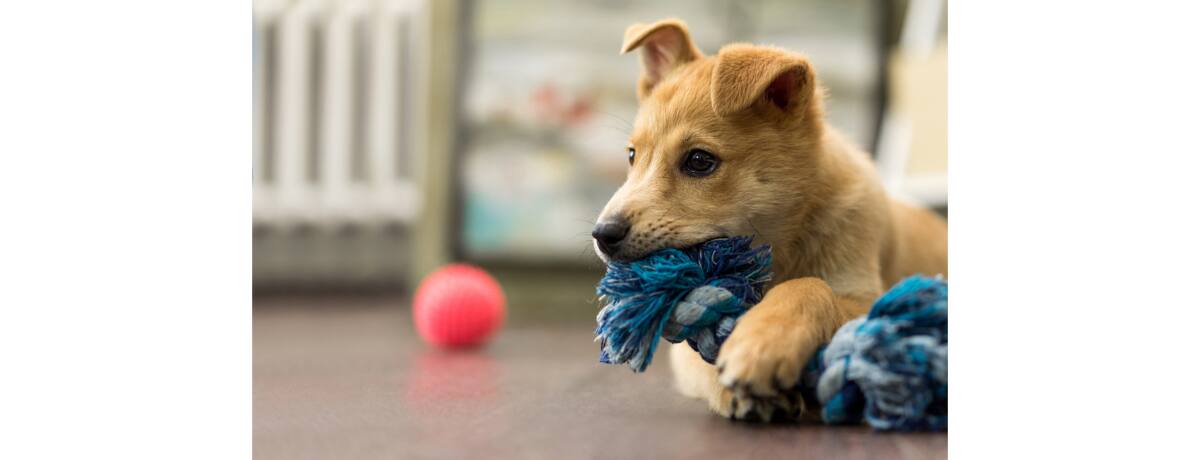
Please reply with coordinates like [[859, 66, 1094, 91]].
[[594, 236, 770, 372], [805, 276, 948, 430]]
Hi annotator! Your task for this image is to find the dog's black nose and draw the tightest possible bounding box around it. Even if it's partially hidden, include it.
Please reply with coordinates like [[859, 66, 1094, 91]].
[[592, 218, 631, 256]]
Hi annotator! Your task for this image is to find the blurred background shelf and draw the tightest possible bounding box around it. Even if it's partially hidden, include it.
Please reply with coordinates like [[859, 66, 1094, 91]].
[[455, 0, 894, 267]]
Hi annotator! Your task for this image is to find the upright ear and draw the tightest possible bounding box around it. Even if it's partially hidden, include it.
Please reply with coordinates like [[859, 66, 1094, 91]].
[[621, 18, 703, 99], [710, 44, 816, 118]]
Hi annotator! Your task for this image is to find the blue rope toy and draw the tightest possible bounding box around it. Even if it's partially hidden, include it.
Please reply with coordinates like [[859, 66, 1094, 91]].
[[595, 236, 947, 431]]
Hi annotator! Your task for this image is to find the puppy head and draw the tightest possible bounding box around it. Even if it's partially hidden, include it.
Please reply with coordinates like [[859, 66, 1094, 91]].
[[593, 18, 827, 262]]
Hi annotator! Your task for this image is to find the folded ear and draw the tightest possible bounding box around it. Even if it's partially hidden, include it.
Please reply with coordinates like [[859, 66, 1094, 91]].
[[621, 18, 703, 99], [710, 44, 816, 118]]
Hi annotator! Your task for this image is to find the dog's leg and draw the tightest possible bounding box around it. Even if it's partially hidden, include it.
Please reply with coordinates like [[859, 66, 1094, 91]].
[[668, 342, 728, 407], [711, 277, 871, 420]]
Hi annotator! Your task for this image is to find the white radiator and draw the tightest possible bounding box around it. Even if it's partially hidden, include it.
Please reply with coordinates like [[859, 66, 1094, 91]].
[[253, 0, 425, 288]]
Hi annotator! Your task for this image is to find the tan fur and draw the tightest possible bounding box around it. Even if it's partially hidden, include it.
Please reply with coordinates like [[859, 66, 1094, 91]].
[[598, 18, 948, 421]]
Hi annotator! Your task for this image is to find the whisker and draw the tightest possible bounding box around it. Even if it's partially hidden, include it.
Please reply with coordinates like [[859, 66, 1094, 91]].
[[595, 110, 634, 129], [743, 213, 764, 241], [599, 123, 632, 137]]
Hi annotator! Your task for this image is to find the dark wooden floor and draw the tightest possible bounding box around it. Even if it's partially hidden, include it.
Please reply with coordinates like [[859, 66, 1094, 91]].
[[254, 297, 947, 459]]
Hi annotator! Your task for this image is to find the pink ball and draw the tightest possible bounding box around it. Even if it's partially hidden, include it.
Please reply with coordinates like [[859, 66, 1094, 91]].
[[413, 264, 506, 347]]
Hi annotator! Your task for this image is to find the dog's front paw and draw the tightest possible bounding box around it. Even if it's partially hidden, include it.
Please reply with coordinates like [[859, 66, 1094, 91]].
[[709, 384, 804, 422], [708, 277, 849, 422], [712, 325, 811, 422], [715, 318, 811, 400]]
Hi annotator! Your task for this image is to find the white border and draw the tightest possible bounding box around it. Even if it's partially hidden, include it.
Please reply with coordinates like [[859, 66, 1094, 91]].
[[951, 1, 1200, 457], [0, 1, 250, 458]]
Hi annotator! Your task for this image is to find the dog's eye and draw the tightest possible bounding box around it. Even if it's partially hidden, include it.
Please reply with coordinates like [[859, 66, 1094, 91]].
[[681, 149, 719, 177], [627, 147, 635, 165]]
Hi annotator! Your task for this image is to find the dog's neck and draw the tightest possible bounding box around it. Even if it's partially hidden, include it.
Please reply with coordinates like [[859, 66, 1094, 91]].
[[759, 122, 882, 285]]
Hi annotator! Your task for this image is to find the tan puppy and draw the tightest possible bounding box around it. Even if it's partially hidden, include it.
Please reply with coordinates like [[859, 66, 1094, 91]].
[[591, 18, 948, 421]]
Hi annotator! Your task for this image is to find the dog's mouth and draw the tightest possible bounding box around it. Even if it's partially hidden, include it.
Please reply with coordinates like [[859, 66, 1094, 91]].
[[595, 233, 730, 264]]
